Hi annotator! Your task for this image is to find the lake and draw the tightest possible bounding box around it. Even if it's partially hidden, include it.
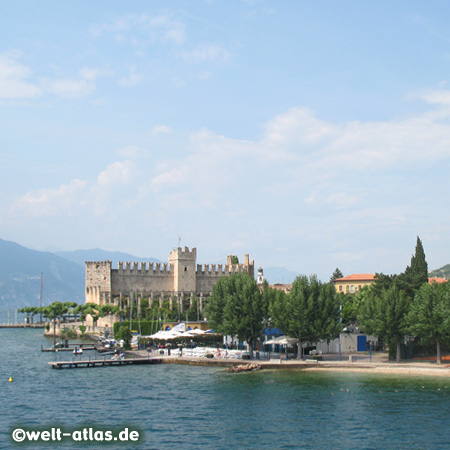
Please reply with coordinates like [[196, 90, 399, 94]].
[[1, 327, 450, 449]]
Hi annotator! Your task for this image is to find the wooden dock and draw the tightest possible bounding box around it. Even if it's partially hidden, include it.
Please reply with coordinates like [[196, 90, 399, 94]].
[[41, 344, 96, 352], [42, 346, 96, 352], [48, 356, 163, 369]]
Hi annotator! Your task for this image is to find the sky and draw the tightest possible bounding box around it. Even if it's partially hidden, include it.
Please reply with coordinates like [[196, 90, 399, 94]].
[[2, 0, 450, 281]]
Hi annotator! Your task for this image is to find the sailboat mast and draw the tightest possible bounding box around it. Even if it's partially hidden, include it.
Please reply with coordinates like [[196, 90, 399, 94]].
[[40, 272, 44, 323]]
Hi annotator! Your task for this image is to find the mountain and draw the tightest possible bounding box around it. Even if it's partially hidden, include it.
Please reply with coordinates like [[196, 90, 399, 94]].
[[54, 248, 162, 268], [0, 239, 165, 309], [0, 238, 85, 308], [429, 264, 450, 280]]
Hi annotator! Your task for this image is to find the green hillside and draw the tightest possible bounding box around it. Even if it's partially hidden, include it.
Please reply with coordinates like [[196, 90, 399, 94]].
[[429, 264, 450, 280]]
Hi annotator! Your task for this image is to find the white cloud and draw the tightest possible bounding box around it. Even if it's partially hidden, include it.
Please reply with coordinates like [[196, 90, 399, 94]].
[[261, 107, 337, 151], [11, 160, 137, 220], [91, 13, 186, 46], [12, 179, 87, 216], [0, 52, 42, 99], [151, 125, 172, 135], [119, 65, 144, 87], [97, 161, 135, 187], [0, 52, 110, 101], [42, 67, 110, 99], [420, 88, 450, 105], [183, 44, 230, 64], [147, 100, 450, 227], [117, 145, 149, 157]]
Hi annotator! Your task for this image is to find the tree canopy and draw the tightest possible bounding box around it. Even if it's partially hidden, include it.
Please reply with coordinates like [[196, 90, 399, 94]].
[[206, 272, 267, 355], [330, 268, 344, 282], [358, 285, 411, 362], [407, 281, 450, 364], [269, 275, 340, 358], [397, 236, 429, 297]]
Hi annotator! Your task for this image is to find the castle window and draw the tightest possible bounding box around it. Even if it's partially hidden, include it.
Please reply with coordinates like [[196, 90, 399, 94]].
[[184, 267, 187, 272]]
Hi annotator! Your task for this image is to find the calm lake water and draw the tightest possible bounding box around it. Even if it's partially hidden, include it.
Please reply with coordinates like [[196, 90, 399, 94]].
[[1, 327, 450, 450]]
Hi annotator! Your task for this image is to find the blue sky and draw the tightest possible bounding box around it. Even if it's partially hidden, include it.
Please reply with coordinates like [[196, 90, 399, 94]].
[[2, 0, 450, 281]]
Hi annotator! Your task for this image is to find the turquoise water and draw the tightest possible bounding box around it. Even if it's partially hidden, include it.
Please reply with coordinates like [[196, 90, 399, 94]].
[[1, 328, 450, 449]]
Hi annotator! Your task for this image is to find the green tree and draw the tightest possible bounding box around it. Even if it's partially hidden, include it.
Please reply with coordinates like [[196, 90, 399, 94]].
[[187, 296, 201, 321], [73, 303, 92, 324], [313, 282, 341, 344], [43, 301, 78, 321], [340, 291, 363, 326], [18, 306, 41, 323], [116, 326, 132, 350], [407, 281, 450, 364], [270, 275, 339, 359], [397, 236, 429, 297], [206, 273, 267, 357], [330, 268, 344, 282], [262, 281, 286, 325], [372, 273, 398, 296], [359, 286, 410, 362], [60, 327, 77, 340], [98, 304, 120, 318]]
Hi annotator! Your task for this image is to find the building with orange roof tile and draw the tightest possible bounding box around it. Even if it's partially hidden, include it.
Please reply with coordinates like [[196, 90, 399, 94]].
[[428, 277, 448, 284], [333, 274, 376, 294]]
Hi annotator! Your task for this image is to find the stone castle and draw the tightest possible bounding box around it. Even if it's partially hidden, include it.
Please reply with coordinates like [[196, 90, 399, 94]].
[[85, 247, 254, 323]]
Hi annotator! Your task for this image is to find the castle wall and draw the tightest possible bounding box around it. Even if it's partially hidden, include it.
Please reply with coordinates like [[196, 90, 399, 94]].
[[111, 262, 174, 294], [195, 262, 254, 293], [86, 261, 112, 305], [85, 248, 255, 307]]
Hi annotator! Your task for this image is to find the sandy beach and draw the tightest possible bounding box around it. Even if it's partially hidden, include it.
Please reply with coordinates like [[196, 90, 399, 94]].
[[130, 350, 450, 377]]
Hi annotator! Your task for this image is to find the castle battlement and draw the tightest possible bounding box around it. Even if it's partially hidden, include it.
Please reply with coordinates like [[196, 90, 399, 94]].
[[85, 247, 254, 312], [168, 246, 197, 262], [116, 261, 171, 274], [196, 262, 252, 276]]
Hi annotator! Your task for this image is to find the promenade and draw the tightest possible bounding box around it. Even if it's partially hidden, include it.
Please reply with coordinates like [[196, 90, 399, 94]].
[[130, 349, 450, 377]]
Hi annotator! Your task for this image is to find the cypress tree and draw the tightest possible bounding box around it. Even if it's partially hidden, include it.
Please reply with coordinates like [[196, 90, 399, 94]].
[[398, 236, 429, 297]]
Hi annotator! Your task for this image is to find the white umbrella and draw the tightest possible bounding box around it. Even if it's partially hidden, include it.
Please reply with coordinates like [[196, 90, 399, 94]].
[[265, 336, 299, 346], [187, 329, 206, 335]]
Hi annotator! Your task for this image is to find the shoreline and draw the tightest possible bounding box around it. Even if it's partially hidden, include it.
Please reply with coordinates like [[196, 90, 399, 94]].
[[131, 350, 450, 377]]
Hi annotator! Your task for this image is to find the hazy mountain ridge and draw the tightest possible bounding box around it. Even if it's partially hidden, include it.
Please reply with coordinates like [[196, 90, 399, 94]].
[[55, 249, 162, 268], [0, 240, 165, 308], [0, 238, 85, 308], [1, 237, 448, 309]]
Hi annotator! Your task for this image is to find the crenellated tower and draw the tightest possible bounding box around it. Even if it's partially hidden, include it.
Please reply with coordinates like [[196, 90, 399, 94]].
[[85, 261, 112, 305], [168, 246, 197, 293]]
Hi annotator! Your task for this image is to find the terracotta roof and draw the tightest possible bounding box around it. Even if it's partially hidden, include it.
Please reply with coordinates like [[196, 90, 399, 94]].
[[428, 277, 447, 284], [334, 274, 375, 282]]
